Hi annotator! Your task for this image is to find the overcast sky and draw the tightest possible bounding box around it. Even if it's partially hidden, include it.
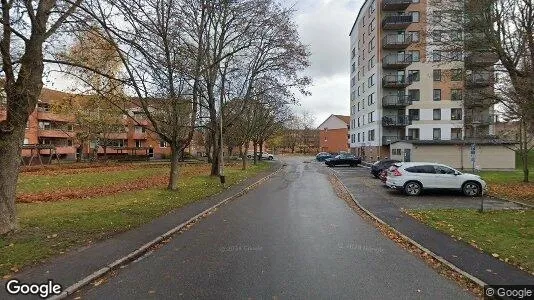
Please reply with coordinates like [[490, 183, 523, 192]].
[[293, 0, 364, 126]]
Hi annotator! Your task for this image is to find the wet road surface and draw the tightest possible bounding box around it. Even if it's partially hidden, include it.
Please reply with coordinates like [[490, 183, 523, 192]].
[[76, 157, 473, 299]]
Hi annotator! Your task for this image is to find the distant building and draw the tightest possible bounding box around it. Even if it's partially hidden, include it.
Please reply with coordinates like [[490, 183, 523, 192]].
[[317, 114, 350, 153]]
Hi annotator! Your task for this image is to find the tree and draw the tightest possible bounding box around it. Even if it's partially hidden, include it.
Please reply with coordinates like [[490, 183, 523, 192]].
[[0, 0, 83, 234]]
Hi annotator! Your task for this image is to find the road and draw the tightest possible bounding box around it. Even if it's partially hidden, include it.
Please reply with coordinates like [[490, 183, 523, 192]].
[[76, 157, 472, 299]]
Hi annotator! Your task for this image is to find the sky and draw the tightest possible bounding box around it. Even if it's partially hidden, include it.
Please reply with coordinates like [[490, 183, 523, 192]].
[[293, 0, 364, 126]]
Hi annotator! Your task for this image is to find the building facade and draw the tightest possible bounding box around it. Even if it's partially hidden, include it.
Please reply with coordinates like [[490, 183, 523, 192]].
[[349, 0, 497, 162], [0, 87, 206, 161], [317, 114, 350, 153]]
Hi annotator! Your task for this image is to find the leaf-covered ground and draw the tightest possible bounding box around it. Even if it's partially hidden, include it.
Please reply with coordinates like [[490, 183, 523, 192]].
[[1, 162, 269, 277], [408, 209, 534, 275]]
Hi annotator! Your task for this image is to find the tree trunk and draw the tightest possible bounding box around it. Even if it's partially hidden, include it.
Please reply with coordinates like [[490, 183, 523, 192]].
[[103, 146, 108, 162], [0, 127, 25, 234], [259, 141, 263, 161], [168, 146, 181, 190], [241, 143, 249, 170], [523, 152, 529, 183], [253, 141, 258, 165], [210, 129, 221, 176], [228, 146, 233, 157]]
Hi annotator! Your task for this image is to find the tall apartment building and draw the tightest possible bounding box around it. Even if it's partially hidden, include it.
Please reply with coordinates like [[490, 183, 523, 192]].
[[349, 0, 497, 161]]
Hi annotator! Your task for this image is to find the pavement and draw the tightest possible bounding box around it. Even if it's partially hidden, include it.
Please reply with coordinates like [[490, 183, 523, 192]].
[[71, 156, 471, 299], [0, 161, 281, 300], [331, 164, 534, 286]]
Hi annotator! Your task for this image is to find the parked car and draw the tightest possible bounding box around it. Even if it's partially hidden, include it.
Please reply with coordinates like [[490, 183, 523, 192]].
[[385, 162, 487, 197], [316, 152, 333, 161], [378, 169, 388, 183], [371, 159, 400, 178], [325, 154, 362, 167], [259, 152, 274, 160]]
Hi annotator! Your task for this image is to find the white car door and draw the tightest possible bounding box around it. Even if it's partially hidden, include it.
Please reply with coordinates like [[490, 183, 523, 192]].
[[433, 165, 461, 189], [418, 165, 439, 188]]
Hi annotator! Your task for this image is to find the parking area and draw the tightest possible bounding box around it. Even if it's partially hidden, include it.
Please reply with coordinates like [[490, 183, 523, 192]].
[[325, 163, 523, 211]]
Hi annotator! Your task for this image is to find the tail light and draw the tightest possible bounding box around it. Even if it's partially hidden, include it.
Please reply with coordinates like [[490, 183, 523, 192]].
[[392, 169, 402, 176]]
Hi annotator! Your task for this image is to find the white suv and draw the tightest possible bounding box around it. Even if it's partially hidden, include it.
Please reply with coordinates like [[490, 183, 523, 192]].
[[385, 162, 487, 197]]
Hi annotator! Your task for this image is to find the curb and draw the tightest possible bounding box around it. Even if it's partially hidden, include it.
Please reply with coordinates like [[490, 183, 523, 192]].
[[330, 171, 487, 288], [49, 164, 285, 300]]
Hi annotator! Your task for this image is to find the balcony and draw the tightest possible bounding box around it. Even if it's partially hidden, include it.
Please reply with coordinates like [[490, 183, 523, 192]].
[[382, 14, 413, 30], [382, 54, 413, 69], [465, 52, 499, 67], [464, 93, 495, 108], [382, 94, 412, 108], [465, 72, 493, 87], [382, 115, 411, 127], [382, 75, 411, 88], [382, 34, 413, 49], [382, 135, 419, 145], [382, 0, 412, 11], [132, 132, 147, 140], [465, 114, 497, 126], [37, 111, 73, 122], [38, 129, 73, 138]]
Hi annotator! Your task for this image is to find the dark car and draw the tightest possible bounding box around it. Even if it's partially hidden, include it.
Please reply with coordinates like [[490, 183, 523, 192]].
[[325, 154, 362, 167], [371, 159, 400, 178], [316, 152, 333, 162]]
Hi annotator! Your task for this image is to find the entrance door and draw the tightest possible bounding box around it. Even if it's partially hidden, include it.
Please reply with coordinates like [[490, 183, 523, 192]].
[[148, 147, 154, 158], [404, 149, 411, 162]]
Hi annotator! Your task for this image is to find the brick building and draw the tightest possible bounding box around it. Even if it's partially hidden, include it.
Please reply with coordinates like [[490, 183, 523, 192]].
[[0, 87, 205, 161], [317, 114, 350, 153]]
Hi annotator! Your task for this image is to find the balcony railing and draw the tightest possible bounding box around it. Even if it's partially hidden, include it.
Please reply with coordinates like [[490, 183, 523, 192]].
[[464, 93, 495, 108], [382, 135, 419, 145], [382, 115, 411, 127], [382, 34, 413, 49], [464, 114, 497, 125], [465, 52, 499, 67], [382, 54, 413, 69], [382, 14, 413, 30], [382, 94, 412, 108], [382, 0, 412, 11], [465, 72, 493, 87], [382, 75, 411, 88]]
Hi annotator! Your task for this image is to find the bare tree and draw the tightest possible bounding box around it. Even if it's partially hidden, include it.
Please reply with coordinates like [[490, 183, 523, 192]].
[[0, 0, 83, 234]]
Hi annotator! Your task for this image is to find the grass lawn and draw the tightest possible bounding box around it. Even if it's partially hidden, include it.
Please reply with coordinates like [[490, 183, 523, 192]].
[[17, 166, 170, 195], [409, 209, 534, 274], [1, 162, 269, 277]]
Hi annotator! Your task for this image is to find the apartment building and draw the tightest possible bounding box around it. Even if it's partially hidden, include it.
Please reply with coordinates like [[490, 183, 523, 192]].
[[348, 0, 497, 162], [317, 114, 350, 153], [0, 87, 207, 160]]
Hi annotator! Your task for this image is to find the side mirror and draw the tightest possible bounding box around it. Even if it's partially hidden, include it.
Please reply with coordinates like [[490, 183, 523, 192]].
[[454, 171, 461, 176]]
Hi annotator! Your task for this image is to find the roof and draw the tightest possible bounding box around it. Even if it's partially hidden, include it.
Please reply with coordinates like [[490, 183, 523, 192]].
[[392, 139, 518, 146], [333, 115, 350, 124], [349, 0, 371, 36]]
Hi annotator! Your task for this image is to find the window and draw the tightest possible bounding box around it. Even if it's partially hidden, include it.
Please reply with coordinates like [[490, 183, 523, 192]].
[[23, 138, 29, 145], [368, 111, 375, 123], [450, 30, 462, 42], [408, 109, 420, 121], [433, 89, 442, 101], [134, 126, 146, 133], [408, 70, 420, 82], [451, 51, 462, 61], [433, 69, 442, 81], [351, 48, 356, 58], [368, 93, 375, 105], [408, 89, 420, 101], [368, 130, 375, 141], [135, 140, 143, 148], [433, 50, 442, 62], [451, 89, 463, 101], [160, 140, 169, 148], [392, 149, 402, 155], [369, 37, 375, 50], [451, 108, 462, 120], [368, 55, 375, 70], [357, 102, 360, 111], [411, 11, 420, 22], [352, 63, 356, 73], [38, 121, 51, 130], [433, 30, 442, 43], [433, 109, 441, 120], [358, 132, 361, 142], [451, 69, 462, 81], [357, 86, 361, 96], [368, 74, 375, 87], [357, 117, 361, 127], [409, 31, 420, 42], [451, 128, 462, 140], [433, 128, 441, 140], [408, 128, 420, 140], [435, 165, 456, 175], [406, 165, 436, 174], [351, 76, 356, 87], [409, 50, 420, 62]]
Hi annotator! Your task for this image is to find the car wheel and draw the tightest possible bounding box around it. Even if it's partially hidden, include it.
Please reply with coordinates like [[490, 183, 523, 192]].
[[462, 181, 481, 197], [268, 156, 273, 160], [404, 181, 422, 196]]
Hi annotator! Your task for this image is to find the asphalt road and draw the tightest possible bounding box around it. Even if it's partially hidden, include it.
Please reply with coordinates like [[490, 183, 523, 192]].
[[76, 157, 473, 299]]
